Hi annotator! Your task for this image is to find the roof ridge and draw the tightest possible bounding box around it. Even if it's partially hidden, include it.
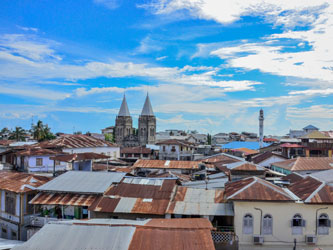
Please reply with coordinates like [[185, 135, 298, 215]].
[[291, 157, 300, 171], [256, 178, 293, 199], [226, 177, 256, 199], [305, 181, 326, 203]]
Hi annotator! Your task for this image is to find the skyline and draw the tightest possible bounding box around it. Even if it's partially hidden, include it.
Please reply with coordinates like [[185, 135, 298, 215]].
[[1, 0, 332, 135]]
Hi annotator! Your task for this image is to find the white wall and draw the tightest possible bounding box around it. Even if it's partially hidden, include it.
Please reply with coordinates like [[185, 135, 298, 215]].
[[63, 146, 120, 159], [234, 201, 333, 247], [25, 155, 67, 173]]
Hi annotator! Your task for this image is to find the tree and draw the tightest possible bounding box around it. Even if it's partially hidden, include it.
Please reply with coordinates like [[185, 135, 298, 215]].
[[0, 127, 11, 139], [9, 127, 26, 141], [104, 133, 113, 142], [207, 133, 212, 145], [32, 120, 56, 142]]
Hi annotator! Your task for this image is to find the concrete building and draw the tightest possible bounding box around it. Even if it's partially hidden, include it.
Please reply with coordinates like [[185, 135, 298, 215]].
[[138, 94, 156, 146], [259, 109, 264, 148]]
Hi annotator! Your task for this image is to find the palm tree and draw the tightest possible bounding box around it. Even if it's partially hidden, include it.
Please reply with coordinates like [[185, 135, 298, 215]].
[[0, 127, 11, 139], [32, 120, 56, 141], [9, 127, 26, 141]]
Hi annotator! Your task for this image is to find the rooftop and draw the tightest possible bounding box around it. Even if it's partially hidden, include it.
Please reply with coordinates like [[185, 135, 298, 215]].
[[37, 171, 125, 194], [50, 152, 110, 162], [133, 159, 200, 169], [12, 218, 214, 250], [272, 157, 333, 172], [0, 171, 51, 193]]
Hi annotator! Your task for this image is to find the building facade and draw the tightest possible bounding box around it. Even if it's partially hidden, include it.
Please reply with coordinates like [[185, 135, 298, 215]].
[[115, 94, 156, 147]]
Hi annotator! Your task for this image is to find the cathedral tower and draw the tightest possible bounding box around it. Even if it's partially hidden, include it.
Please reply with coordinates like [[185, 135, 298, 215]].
[[138, 94, 156, 146], [115, 95, 133, 145]]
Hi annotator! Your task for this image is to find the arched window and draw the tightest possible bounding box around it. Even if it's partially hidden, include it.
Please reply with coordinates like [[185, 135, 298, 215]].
[[243, 214, 253, 234], [263, 214, 272, 235], [291, 214, 305, 235], [318, 213, 331, 235]]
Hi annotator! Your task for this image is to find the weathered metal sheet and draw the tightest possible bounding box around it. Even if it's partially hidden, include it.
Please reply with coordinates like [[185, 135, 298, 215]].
[[12, 222, 135, 250], [133, 159, 199, 169], [30, 192, 98, 206], [0, 171, 51, 193], [37, 171, 125, 194], [114, 197, 137, 213]]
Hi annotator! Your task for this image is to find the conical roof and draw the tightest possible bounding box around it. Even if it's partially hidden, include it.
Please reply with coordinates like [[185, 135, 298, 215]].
[[141, 94, 154, 116], [118, 95, 130, 117]]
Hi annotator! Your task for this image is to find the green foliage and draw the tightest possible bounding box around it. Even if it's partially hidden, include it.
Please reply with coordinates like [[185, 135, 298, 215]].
[[104, 133, 113, 142], [32, 120, 56, 142], [207, 133, 212, 145], [9, 127, 26, 141]]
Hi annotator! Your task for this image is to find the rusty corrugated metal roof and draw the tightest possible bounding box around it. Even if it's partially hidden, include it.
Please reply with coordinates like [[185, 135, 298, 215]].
[[121, 147, 152, 154], [50, 152, 110, 162], [0, 171, 51, 193], [39, 134, 118, 149], [274, 157, 333, 172], [30, 192, 98, 206], [198, 154, 242, 164], [166, 186, 233, 216], [225, 177, 293, 202], [231, 162, 264, 171], [133, 159, 200, 169], [89, 178, 176, 215], [16, 148, 60, 156]]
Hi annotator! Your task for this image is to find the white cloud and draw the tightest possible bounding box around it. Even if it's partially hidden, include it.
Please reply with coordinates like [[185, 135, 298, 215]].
[[289, 88, 333, 96], [16, 26, 39, 33]]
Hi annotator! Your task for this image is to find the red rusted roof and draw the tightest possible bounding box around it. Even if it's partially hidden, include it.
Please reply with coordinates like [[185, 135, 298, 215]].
[[231, 148, 258, 155], [263, 138, 279, 142], [129, 219, 214, 250], [133, 159, 200, 169], [198, 154, 241, 165], [252, 151, 286, 164], [0, 140, 14, 146], [225, 177, 293, 201], [281, 173, 304, 184], [0, 171, 51, 193], [30, 192, 98, 206], [50, 152, 110, 162], [231, 163, 265, 171], [156, 139, 195, 147], [121, 147, 152, 154], [274, 157, 333, 172], [16, 147, 60, 156], [39, 134, 118, 149], [89, 178, 177, 215]]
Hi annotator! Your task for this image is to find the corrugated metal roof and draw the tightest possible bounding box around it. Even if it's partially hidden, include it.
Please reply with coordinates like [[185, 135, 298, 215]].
[[0, 171, 51, 193], [12, 218, 214, 250], [133, 159, 200, 169], [182, 178, 228, 189], [225, 177, 294, 202], [30, 192, 98, 206], [50, 153, 110, 162], [39, 134, 118, 149], [222, 141, 271, 150], [37, 171, 125, 194], [273, 157, 333, 172], [12, 222, 136, 250], [252, 151, 286, 164], [89, 178, 176, 215], [167, 186, 233, 216]]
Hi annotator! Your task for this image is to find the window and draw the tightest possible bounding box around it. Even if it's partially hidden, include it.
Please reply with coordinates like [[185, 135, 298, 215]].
[[55, 160, 60, 166], [26, 193, 35, 214], [243, 214, 253, 234], [5, 192, 16, 215], [291, 214, 305, 235], [171, 146, 176, 152], [36, 158, 43, 166], [1, 228, 7, 238], [318, 213, 331, 235], [11, 231, 17, 240], [163, 146, 166, 152], [263, 214, 273, 235]]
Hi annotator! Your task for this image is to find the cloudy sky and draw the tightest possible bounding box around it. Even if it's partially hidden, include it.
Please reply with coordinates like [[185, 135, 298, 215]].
[[1, 0, 332, 135]]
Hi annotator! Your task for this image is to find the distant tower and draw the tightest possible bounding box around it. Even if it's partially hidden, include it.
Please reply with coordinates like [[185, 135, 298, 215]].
[[115, 95, 133, 145], [259, 109, 264, 148], [138, 94, 156, 146]]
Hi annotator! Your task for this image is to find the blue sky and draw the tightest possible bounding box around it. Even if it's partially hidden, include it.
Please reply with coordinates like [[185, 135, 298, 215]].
[[0, 0, 332, 135]]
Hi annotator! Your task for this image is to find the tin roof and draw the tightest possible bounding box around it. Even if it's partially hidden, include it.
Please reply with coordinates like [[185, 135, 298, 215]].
[[231, 148, 258, 155], [167, 186, 233, 216], [156, 139, 195, 147], [39, 134, 118, 149], [227, 162, 265, 171], [279, 143, 304, 148], [133, 159, 200, 169], [12, 218, 214, 250], [50, 152, 110, 162], [30, 192, 98, 206], [225, 177, 294, 202], [198, 153, 243, 165], [300, 130, 333, 139], [16, 147, 60, 156], [37, 171, 125, 194], [121, 147, 152, 154], [0, 171, 51, 193], [273, 157, 333, 172], [251, 151, 286, 164], [89, 177, 176, 215]]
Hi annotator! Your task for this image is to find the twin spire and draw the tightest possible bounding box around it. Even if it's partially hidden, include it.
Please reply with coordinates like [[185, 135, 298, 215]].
[[118, 94, 154, 117]]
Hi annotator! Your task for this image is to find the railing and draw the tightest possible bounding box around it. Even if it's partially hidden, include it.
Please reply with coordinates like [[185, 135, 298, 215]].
[[212, 231, 237, 243], [302, 142, 333, 149], [29, 216, 70, 227], [216, 226, 234, 232]]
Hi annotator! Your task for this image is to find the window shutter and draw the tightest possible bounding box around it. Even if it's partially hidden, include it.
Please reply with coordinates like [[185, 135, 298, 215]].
[[302, 220, 306, 227], [290, 220, 294, 227], [249, 219, 253, 227], [327, 220, 331, 228], [244, 219, 248, 227]]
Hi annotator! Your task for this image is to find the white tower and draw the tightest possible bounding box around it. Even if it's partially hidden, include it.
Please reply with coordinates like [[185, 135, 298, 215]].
[[259, 109, 264, 148]]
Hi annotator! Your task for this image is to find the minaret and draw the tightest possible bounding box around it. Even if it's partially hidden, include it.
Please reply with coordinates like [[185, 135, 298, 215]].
[[138, 94, 156, 146], [115, 95, 133, 145], [259, 109, 264, 148]]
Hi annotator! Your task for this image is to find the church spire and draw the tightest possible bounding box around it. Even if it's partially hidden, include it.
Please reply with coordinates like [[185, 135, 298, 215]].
[[118, 94, 130, 117], [141, 93, 154, 116]]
